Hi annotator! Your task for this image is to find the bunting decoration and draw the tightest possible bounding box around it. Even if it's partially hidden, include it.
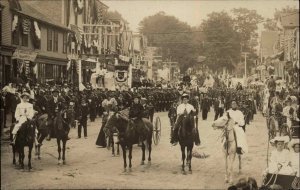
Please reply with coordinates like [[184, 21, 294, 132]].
[[12, 15, 19, 32], [31, 21, 41, 49], [21, 18, 31, 34]]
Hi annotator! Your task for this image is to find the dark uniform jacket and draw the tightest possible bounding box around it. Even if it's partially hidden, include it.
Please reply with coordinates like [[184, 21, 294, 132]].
[[129, 103, 144, 119], [168, 106, 177, 120], [47, 96, 66, 118]]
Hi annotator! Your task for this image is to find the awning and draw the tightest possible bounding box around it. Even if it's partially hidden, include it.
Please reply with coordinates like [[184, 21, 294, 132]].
[[35, 55, 68, 65], [82, 58, 97, 63], [12, 49, 38, 62]]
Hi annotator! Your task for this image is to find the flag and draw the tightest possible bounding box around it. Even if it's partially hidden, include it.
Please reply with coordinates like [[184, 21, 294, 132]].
[[276, 19, 283, 30]]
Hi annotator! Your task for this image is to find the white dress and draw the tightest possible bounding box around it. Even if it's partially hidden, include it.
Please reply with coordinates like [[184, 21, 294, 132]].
[[268, 149, 294, 175]]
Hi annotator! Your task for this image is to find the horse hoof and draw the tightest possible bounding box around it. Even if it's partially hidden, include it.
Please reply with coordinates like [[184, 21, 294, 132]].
[[38, 157, 41, 160], [58, 160, 62, 165], [128, 168, 132, 172], [188, 170, 192, 174], [63, 160, 66, 165], [181, 170, 187, 175], [112, 154, 115, 157], [141, 161, 145, 165], [148, 161, 151, 165]]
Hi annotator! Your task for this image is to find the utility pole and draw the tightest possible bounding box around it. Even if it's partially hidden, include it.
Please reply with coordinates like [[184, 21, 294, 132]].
[[242, 52, 249, 79]]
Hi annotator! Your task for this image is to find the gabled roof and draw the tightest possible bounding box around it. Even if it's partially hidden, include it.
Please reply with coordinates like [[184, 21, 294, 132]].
[[12, 0, 70, 31], [280, 12, 299, 28]]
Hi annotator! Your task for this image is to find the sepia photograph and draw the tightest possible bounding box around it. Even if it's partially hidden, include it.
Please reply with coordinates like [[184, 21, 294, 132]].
[[0, 0, 299, 189]]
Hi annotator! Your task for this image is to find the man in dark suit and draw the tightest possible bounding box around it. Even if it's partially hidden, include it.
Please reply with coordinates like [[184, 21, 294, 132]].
[[201, 93, 210, 120], [214, 96, 225, 120], [46, 88, 67, 141]]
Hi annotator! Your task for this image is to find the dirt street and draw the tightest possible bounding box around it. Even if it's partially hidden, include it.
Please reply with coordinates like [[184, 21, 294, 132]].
[[1, 110, 269, 189]]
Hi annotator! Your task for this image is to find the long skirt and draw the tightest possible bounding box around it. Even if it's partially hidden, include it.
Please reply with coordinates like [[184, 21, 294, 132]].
[[95, 122, 107, 147]]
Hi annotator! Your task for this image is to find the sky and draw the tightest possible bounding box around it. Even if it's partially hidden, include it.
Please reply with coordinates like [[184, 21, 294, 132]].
[[102, 0, 299, 32]]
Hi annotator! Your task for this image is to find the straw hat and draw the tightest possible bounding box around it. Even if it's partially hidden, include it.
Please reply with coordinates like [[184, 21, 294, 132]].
[[20, 92, 31, 98], [270, 136, 290, 144]]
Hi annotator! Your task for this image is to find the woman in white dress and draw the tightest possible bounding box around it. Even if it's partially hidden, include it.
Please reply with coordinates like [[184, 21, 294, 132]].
[[266, 136, 294, 175]]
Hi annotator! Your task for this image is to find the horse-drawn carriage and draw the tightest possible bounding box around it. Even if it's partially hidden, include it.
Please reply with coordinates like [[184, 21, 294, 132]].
[[263, 114, 300, 189], [262, 173, 300, 189]]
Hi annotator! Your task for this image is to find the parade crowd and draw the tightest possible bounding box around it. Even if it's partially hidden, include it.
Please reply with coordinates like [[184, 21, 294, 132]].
[[1, 73, 299, 190]]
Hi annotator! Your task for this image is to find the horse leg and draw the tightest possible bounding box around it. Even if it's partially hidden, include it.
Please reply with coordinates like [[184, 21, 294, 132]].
[[238, 154, 242, 174], [62, 140, 66, 165], [148, 138, 152, 163], [228, 152, 236, 184], [57, 139, 62, 165], [128, 145, 133, 171], [12, 145, 16, 165], [38, 145, 41, 160], [112, 136, 115, 156], [188, 146, 192, 172], [121, 144, 127, 171], [21, 147, 25, 169], [141, 142, 145, 165], [117, 144, 120, 155], [181, 146, 186, 174], [225, 153, 229, 183], [28, 146, 33, 170]]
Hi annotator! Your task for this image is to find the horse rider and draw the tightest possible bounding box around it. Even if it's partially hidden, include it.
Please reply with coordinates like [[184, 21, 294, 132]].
[[128, 94, 147, 144], [227, 99, 245, 132], [46, 88, 69, 141], [170, 93, 196, 146], [10, 92, 39, 145]]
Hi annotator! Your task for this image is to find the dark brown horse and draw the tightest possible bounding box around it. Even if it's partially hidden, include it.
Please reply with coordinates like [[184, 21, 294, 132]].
[[104, 113, 153, 172], [53, 110, 70, 165], [10, 119, 36, 170], [177, 113, 195, 174]]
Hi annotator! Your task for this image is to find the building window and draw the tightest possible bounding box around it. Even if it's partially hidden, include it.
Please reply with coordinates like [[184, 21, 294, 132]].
[[53, 31, 58, 52], [12, 30, 19, 45], [45, 64, 53, 79], [63, 33, 67, 53], [47, 29, 53, 51], [21, 33, 28, 46]]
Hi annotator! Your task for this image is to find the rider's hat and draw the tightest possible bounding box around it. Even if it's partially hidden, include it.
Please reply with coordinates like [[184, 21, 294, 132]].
[[181, 93, 189, 100], [52, 88, 59, 93], [270, 136, 289, 144], [20, 92, 31, 98]]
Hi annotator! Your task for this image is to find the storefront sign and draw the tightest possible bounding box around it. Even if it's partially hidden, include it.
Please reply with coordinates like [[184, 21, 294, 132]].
[[12, 49, 38, 61]]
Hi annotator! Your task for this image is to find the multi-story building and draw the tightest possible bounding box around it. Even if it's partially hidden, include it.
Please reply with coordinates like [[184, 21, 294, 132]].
[[1, 0, 73, 84]]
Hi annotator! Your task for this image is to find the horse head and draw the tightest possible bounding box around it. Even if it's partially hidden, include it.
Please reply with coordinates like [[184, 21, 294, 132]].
[[104, 112, 123, 137], [17, 119, 36, 144], [212, 112, 235, 130]]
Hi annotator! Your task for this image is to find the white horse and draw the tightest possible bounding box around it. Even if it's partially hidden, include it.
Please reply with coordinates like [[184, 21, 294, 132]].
[[212, 113, 242, 184]]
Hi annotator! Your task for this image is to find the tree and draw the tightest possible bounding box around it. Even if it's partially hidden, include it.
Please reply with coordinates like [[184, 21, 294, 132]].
[[139, 12, 199, 72], [231, 8, 263, 71], [200, 11, 241, 71]]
